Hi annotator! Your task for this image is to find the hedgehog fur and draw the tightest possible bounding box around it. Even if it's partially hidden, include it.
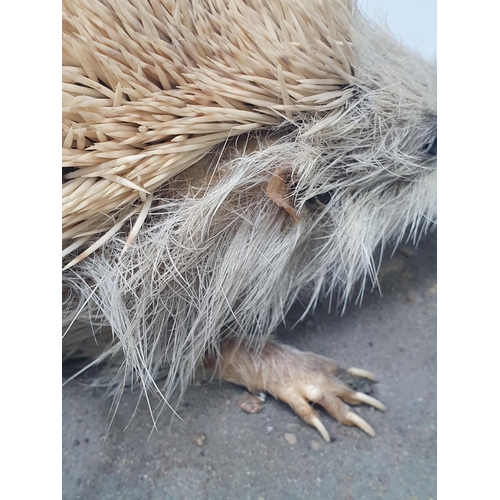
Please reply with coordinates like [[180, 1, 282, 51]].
[[62, 0, 437, 419]]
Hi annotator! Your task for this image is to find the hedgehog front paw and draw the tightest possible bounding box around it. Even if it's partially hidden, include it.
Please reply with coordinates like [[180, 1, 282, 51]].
[[270, 363, 386, 441], [213, 340, 386, 441]]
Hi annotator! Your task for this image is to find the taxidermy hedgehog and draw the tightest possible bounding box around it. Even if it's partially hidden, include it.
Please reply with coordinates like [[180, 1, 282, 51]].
[[62, 0, 437, 441]]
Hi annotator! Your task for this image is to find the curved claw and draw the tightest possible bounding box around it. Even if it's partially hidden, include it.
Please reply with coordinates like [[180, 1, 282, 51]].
[[346, 411, 375, 437], [347, 367, 378, 381], [354, 392, 387, 412], [311, 415, 330, 442]]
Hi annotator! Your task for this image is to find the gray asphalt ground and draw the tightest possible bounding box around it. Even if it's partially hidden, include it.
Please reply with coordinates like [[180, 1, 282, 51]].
[[62, 231, 436, 500]]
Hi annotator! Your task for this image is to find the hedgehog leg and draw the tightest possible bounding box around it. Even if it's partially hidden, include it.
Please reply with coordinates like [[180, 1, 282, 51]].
[[211, 339, 385, 441]]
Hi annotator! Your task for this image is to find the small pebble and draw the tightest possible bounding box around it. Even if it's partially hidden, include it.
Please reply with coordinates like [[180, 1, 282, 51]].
[[191, 434, 206, 446]]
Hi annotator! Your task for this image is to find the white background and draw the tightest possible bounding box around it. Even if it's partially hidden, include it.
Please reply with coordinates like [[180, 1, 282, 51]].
[[360, 0, 437, 59]]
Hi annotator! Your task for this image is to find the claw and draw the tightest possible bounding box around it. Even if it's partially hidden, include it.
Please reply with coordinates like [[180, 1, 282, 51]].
[[347, 367, 378, 381], [311, 415, 330, 442], [354, 392, 387, 412], [346, 411, 376, 436]]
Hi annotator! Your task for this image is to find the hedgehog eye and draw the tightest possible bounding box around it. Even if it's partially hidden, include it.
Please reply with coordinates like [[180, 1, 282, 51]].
[[306, 190, 333, 207], [315, 191, 333, 205], [424, 137, 437, 156]]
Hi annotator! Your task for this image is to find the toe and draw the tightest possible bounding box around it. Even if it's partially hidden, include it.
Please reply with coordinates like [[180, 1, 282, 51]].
[[276, 387, 331, 441], [313, 389, 377, 437]]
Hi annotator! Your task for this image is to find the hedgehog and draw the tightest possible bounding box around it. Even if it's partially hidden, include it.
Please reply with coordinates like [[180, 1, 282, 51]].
[[62, 0, 437, 441]]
